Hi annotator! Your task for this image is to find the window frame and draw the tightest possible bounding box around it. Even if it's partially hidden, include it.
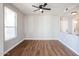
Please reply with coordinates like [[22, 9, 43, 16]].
[[4, 6, 17, 41]]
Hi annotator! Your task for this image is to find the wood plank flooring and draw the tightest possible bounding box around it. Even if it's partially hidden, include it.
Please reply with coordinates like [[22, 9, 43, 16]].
[[4, 40, 78, 56]]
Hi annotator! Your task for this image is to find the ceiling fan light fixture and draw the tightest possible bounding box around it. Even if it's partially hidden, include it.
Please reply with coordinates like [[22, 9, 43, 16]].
[[40, 9, 43, 11], [71, 11, 77, 15]]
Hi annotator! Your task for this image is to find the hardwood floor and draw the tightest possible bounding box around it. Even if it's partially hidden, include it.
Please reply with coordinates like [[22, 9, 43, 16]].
[[4, 40, 78, 56]]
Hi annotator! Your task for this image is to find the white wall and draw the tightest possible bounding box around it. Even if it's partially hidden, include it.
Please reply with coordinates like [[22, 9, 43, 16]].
[[24, 14, 59, 39], [0, 3, 4, 56], [4, 4, 25, 53]]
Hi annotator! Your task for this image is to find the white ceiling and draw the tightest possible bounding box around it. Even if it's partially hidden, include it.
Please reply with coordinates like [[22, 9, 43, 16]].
[[12, 3, 79, 16]]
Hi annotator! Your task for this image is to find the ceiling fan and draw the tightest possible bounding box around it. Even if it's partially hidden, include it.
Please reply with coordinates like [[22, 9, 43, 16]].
[[32, 3, 51, 13]]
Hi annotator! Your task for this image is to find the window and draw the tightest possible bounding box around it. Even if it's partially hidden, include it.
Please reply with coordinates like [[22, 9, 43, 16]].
[[4, 6, 17, 41], [60, 16, 68, 33], [72, 18, 79, 35]]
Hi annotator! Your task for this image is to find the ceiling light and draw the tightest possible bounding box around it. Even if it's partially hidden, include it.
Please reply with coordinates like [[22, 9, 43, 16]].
[[71, 11, 77, 15]]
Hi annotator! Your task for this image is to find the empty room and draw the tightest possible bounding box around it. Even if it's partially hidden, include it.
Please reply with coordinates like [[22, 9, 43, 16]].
[[0, 3, 79, 56]]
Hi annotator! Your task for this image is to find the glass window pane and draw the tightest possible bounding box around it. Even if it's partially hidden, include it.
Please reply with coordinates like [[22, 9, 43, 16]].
[[60, 17, 68, 32], [5, 27, 16, 40], [4, 7, 16, 26]]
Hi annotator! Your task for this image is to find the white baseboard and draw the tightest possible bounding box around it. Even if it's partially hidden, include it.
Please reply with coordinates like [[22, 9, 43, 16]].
[[59, 40, 79, 55], [24, 38, 58, 40], [4, 39, 24, 55]]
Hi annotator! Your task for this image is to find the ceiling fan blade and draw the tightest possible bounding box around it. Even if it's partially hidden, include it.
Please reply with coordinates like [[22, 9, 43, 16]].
[[42, 8, 51, 10], [33, 9, 40, 12], [32, 5, 39, 8], [43, 3, 47, 7]]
